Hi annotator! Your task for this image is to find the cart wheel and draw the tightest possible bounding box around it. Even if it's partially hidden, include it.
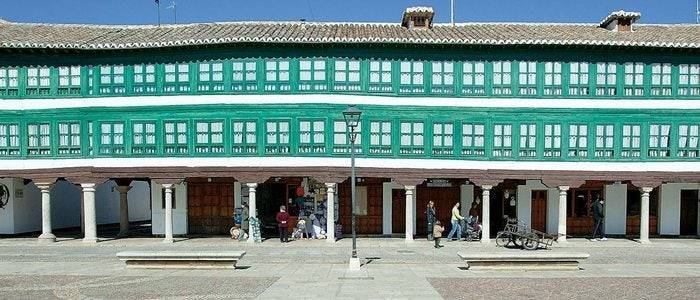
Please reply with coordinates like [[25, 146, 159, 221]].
[[465, 234, 473, 242], [512, 236, 523, 247], [495, 232, 510, 247], [523, 234, 538, 250]]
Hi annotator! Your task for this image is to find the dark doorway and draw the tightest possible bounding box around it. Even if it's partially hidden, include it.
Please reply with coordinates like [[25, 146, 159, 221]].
[[531, 190, 547, 232], [256, 181, 289, 237], [416, 182, 460, 237], [187, 179, 235, 235], [680, 189, 699, 236], [392, 189, 406, 234]]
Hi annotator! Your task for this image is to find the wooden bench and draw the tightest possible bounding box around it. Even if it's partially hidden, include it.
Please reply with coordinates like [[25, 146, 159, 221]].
[[457, 252, 589, 270], [116, 251, 246, 269]]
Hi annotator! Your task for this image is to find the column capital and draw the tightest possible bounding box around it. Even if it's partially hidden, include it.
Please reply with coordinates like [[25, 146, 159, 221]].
[[641, 187, 654, 194], [481, 185, 493, 191], [558, 186, 570, 192], [404, 185, 416, 191], [162, 183, 174, 190], [325, 183, 336, 191], [246, 182, 258, 189], [35, 183, 54, 191], [80, 183, 96, 192]]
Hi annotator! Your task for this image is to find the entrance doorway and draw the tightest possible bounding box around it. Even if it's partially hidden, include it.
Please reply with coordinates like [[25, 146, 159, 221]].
[[187, 179, 235, 235], [680, 189, 699, 236], [531, 190, 547, 232], [416, 182, 460, 236], [392, 189, 405, 234]]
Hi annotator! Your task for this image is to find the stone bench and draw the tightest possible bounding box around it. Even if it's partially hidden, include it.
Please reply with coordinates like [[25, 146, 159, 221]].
[[457, 252, 589, 270], [116, 251, 246, 269]]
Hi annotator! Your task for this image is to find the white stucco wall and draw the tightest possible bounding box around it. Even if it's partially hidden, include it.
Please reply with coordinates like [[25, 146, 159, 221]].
[[95, 180, 151, 225], [516, 180, 558, 235], [659, 183, 700, 235], [604, 183, 627, 235], [0, 178, 17, 234], [151, 181, 188, 235], [382, 182, 392, 235], [460, 184, 474, 218]]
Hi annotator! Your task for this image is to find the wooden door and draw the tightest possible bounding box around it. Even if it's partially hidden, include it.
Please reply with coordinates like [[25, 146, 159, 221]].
[[392, 189, 405, 234], [416, 185, 460, 236], [531, 190, 547, 232], [188, 182, 234, 235], [680, 189, 699, 236]]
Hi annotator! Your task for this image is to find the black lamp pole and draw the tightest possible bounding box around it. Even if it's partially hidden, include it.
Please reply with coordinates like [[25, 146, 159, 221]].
[[343, 105, 362, 261]]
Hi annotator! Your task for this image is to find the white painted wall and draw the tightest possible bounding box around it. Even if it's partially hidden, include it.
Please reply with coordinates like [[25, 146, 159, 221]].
[[382, 182, 392, 235], [516, 180, 558, 234], [94, 180, 151, 225], [460, 184, 474, 218], [0, 178, 17, 234], [659, 183, 700, 235], [151, 181, 188, 235], [604, 183, 627, 235], [49, 180, 81, 230]]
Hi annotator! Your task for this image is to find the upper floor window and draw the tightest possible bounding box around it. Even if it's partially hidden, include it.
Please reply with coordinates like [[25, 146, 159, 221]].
[[164, 121, 188, 155], [462, 123, 485, 156], [0, 123, 20, 156], [543, 62, 562, 96], [195, 121, 224, 154], [27, 66, 52, 95], [133, 64, 156, 93], [518, 61, 537, 96], [132, 121, 157, 155], [399, 61, 424, 93], [544, 124, 561, 157], [232, 60, 258, 92], [650, 63, 672, 96], [27, 122, 51, 156], [369, 60, 392, 93], [232, 120, 257, 154], [648, 124, 671, 157], [431, 61, 454, 94], [164, 63, 190, 92], [623, 62, 644, 96], [462, 61, 486, 95], [493, 124, 513, 157], [621, 124, 641, 158], [432, 122, 454, 156], [57, 66, 81, 95], [568, 124, 588, 158], [264, 60, 291, 92], [678, 124, 699, 158], [333, 120, 362, 154], [519, 123, 537, 157], [678, 64, 700, 96], [298, 120, 325, 154], [265, 120, 291, 154], [399, 121, 424, 155], [369, 121, 391, 155], [197, 62, 224, 92], [492, 61, 512, 95], [333, 59, 361, 92], [595, 62, 617, 96], [99, 122, 125, 155], [569, 62, 590, 96], [594, 124, 614, 158], [299, 59, 327, 91], [57, 122, 81, 155], [99, 65, 125, 94], [0, 67, 19, 96]]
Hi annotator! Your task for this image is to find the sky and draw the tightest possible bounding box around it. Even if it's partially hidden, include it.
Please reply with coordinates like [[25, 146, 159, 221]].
[[1, 0, 698, 25]]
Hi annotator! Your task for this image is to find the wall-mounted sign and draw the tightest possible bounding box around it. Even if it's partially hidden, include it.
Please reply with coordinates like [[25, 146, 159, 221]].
[[14, 189, 23, 199], [427, 179, 452, 187], [0, 183, 9, 209]]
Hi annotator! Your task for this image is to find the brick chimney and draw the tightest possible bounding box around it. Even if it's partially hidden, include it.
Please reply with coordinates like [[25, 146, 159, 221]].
[[599, 10, 641, 32], [401, 7, 434, 29]]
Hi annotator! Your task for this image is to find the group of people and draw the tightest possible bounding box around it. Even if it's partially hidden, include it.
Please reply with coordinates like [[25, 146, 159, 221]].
[[426, 201, 482, 248]]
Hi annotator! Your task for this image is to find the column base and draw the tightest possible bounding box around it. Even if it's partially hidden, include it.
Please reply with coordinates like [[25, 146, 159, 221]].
[[557, 235, 567, 243], [37, 233, 56, 243], [246, 238, 256, 244], [480, 238, 491, 243], [326, 237, 336, 243], [82, 237, 99, 243], [163, 238, 174, 243], [117, 231, 130, 238], [348, 257, 361, 270], [639, 239, 651, 244]]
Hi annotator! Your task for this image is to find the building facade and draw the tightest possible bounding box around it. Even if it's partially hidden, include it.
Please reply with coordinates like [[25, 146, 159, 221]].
[[0, 8, 698, 242]]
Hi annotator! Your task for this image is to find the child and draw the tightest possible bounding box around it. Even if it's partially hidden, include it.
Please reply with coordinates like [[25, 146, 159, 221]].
[[433, 220, 445, 248]]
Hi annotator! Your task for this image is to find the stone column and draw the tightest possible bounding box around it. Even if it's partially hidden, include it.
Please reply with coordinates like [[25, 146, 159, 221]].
[[557, 186, 569, 242], [117, 185, 132, 238], [246, 183, 258, 244], [37, 184, 56, 243], [163, 184, 174, 243], [325, 183, 336, 242], [640, 187, 653, 244], [481, 185, 492, 243], [81, 183, 98, 243], [405, 185, 416, 242]]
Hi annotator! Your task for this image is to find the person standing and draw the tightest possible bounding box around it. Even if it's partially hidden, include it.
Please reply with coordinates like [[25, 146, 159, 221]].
[[433, 220, 445, 248], [425, 201, 437, 241], [446, 202, 465, 241], [592, 197, 607, 241], [276, 205, 290, 243]]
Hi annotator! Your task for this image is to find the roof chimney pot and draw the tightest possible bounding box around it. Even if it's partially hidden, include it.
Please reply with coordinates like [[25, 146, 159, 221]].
[[402, 7, 434, 29], [600, 10, 641, 32]]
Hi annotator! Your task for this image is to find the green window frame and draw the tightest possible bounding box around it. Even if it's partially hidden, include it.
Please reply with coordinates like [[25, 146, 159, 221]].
[[0, 123, 20, 156], [195, 120, 225, 154], [163, 121, 189, 155], [333, 59, 361, 92], [369, 60, 392, 93], [623, 62, 645, 96], [518, 61, 537, 96], [265, 120, 291, 154], [544, 62, 563, 96], [197, 61, 224, 92], [132, 121, 157, 155], [57, 66, 81, 96], [87, 121, 94, 155], [595, 62, 617, 96], [621, 124, 641, 158], [678, 64, 700, 97], [399, 61, 425, 94], [461, 123, 485, 157], [27, 122, 51, 156], [133, 64, 157, 93], [369, 121, 392, 155], [231, 60, 258, 92], [26, 66, 52, 96], [648, 124, 671, 157], [164, 63, 190, 93], [568, 124, 588, 158], [492, 61, 512, 95], [264, 60, 291, 92], [299, 59, 327, 92], [298, 120, 326, 154], [0, 67, 19, 96], [650, 63, 672, 96], [594, 124, 614, 158], [544, 124, 562, 157], [333, 120, 362, 154], [519, 123, 537, 157], [678, 124, 699, 158], [432, 122, 454, 156], [232, 120, 258, 155], [399, 121, 425, 155], [568, 62, 590, 96], [492, 124, 513, 157], [98, 122, 125, 155], [431, 61, 455, 94], [57, 121, 81, 155], [99, 65, 126, 94], [462, 61, 486, 95]]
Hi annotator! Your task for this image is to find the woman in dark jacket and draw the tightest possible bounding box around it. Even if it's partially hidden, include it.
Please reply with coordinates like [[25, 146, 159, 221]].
[[276, 205, 290, 243], [425, 201, 437, 241]]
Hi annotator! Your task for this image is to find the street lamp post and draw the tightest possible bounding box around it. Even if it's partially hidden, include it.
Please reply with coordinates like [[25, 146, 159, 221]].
[[343, 105, 362, 270]]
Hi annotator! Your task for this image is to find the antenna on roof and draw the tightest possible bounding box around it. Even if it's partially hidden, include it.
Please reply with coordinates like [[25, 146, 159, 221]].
[[166, 0, 177, 24], [451, 0, 455, 26], [697, 0, 699, 23], [155, 0, 161, 26]]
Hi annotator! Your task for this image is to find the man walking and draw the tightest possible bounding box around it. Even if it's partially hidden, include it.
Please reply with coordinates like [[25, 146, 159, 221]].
[[592, 197, 607, 241]]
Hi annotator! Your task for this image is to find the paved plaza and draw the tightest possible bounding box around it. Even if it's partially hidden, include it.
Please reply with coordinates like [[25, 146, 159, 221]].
[[0, 235, 698, 299]]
